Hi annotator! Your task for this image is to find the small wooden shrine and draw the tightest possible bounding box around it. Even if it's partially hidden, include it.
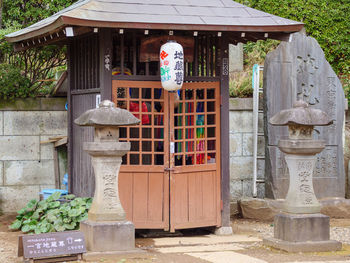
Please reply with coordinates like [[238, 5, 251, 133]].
[[6, 0, 303, 232]]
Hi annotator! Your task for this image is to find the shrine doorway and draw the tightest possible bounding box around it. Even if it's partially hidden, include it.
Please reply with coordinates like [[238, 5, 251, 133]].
[[113, 80, 221, 231]]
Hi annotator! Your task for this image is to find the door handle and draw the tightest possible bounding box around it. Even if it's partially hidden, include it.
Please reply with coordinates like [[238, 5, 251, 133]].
[[164, 167, 175, 171]]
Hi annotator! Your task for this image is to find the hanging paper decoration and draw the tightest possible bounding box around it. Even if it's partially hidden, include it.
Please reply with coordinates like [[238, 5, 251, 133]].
[[160, 41, 184, 92]]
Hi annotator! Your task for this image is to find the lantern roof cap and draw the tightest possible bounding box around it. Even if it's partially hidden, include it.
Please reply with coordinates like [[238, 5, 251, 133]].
[[269, 100, 333, 127], [74, 100, 140, 127]]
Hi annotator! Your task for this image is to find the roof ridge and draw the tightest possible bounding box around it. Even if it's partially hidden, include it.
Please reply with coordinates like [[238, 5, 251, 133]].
[[6, 0, 303, 43]]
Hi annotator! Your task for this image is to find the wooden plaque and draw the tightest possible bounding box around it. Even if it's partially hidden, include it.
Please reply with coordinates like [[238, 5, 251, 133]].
[[18, 231, 86, 261], [140, 36, 194, 62]]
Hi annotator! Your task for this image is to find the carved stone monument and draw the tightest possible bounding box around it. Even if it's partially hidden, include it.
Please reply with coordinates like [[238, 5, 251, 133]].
[[263, 32, 345, 199], [75, 100, 140, 253], [263, 100, 342, 252]]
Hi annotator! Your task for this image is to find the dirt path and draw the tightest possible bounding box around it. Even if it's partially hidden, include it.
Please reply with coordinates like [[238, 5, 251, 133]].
[[1, 214, 350, 263]]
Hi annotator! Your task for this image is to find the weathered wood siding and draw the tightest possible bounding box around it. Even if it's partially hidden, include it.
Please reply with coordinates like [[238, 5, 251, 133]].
[[68, 33, 100, 197]]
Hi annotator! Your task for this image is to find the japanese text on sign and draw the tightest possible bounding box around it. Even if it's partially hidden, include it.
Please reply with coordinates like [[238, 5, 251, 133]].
[[20, 231, 86, 260]]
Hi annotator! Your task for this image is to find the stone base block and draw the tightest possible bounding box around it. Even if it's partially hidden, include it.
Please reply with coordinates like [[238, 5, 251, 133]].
[[83, 249, 145, 261], [263, 237, 342, 253], [80, 220, 135, 252], [214, 226, 233, 236], [263, 213, 342, 253], [274, 213, 330, 242]]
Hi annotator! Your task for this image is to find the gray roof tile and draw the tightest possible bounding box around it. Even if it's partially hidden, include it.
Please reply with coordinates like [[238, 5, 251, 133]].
[[6, 0, 303, 42]]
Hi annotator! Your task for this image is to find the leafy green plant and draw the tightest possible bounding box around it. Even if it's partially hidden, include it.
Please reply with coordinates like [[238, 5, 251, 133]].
[[230, 40, 271, 98], [10, 192, 92, 234], [229, 71, 253, 98], [0, 63, 31, 99], [0, 26, 67, 97], [0, 0, 78, 98], [2, 0, 78, 28], [236, 0, 350, 78]]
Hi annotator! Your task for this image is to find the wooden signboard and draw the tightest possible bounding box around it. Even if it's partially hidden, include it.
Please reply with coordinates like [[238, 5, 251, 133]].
[[18, 231, 86, 263], [140, 36, 194, 62]]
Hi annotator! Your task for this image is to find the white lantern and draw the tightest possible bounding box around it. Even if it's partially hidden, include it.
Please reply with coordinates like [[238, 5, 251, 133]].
[[160, 41, 184, 92]]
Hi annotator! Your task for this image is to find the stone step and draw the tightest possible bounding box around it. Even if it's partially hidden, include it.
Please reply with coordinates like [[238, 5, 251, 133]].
[[186, 251, 267, 263], [155, 243, 244, 253], [152, 234, 261, 248]]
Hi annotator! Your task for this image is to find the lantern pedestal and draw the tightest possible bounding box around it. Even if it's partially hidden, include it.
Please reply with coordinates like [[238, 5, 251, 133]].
[[278, 139, 324, 214], [80, 141, 137, 253], [84, 142, 129, 221]]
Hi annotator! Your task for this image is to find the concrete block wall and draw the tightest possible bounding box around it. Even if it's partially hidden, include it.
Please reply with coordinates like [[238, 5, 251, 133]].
[[0, 98, 67, 212], [229, 98, 265, 214]]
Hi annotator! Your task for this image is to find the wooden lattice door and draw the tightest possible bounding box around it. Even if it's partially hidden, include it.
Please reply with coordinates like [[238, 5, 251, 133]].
[[169, 82, 221, 231], [112, 80, 221, 231]]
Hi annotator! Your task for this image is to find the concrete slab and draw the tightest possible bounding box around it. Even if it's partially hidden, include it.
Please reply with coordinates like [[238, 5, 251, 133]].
[[40, 111, 67, 135], [186, 251, 267, 263], [4, 111, 67, 136], [40, 135, 55, 160], [229, 111, 253, 133], [155, 243, 243, 253], [83, 249, 145, 261], [0, 185, 40, 212], [242, 133, 265, 156], [229, 43, 243, 72], [4, 160, 55, 185], [0, 98, 41, 111], [40, 98, 67, 111], [230, 156, 254, 180], [0, 161, 3, 186], [0, 136, 39, 161], [230, 133, 243, 157], [263, 237, 342, 253], [4, 111, 41, 135], [153, 234, 261, 247]]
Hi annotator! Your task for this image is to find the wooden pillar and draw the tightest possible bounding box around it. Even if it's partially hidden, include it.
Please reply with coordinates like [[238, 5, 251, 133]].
[[67, 40, 74, 193], [99, 28, 113, 100], [220, 35, 231, 227]]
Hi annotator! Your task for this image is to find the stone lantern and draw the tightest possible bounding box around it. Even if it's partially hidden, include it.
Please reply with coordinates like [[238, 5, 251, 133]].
[[75, 100, 140, 253], [263, 100, 341, 252]]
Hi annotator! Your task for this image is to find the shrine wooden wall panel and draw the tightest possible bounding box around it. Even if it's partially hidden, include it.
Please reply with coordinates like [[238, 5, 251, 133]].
[[68, 33, 100, 197], [70, 93, 97, 197]]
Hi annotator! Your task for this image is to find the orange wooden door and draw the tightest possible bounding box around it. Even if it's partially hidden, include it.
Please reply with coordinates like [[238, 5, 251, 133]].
[[169, 82, 221, 231], [112, 80, 221, 231], [113, 80, 170, 230]]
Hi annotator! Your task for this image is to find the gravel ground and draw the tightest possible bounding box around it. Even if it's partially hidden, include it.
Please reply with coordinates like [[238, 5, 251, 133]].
[[232, 218, 350, 244], [331, 226, 350, 244]]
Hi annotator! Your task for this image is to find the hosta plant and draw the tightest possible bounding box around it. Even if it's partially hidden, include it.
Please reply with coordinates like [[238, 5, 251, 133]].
[[9, 192, 92, 234]]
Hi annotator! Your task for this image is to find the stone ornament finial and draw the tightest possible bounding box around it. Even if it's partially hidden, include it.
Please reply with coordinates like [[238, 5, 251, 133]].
[[99, 100, 115, 108]]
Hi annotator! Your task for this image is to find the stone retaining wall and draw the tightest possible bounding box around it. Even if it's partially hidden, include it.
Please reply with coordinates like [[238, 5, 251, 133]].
[[0, 98, 67, 212], [229, 98, 265, 215]]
